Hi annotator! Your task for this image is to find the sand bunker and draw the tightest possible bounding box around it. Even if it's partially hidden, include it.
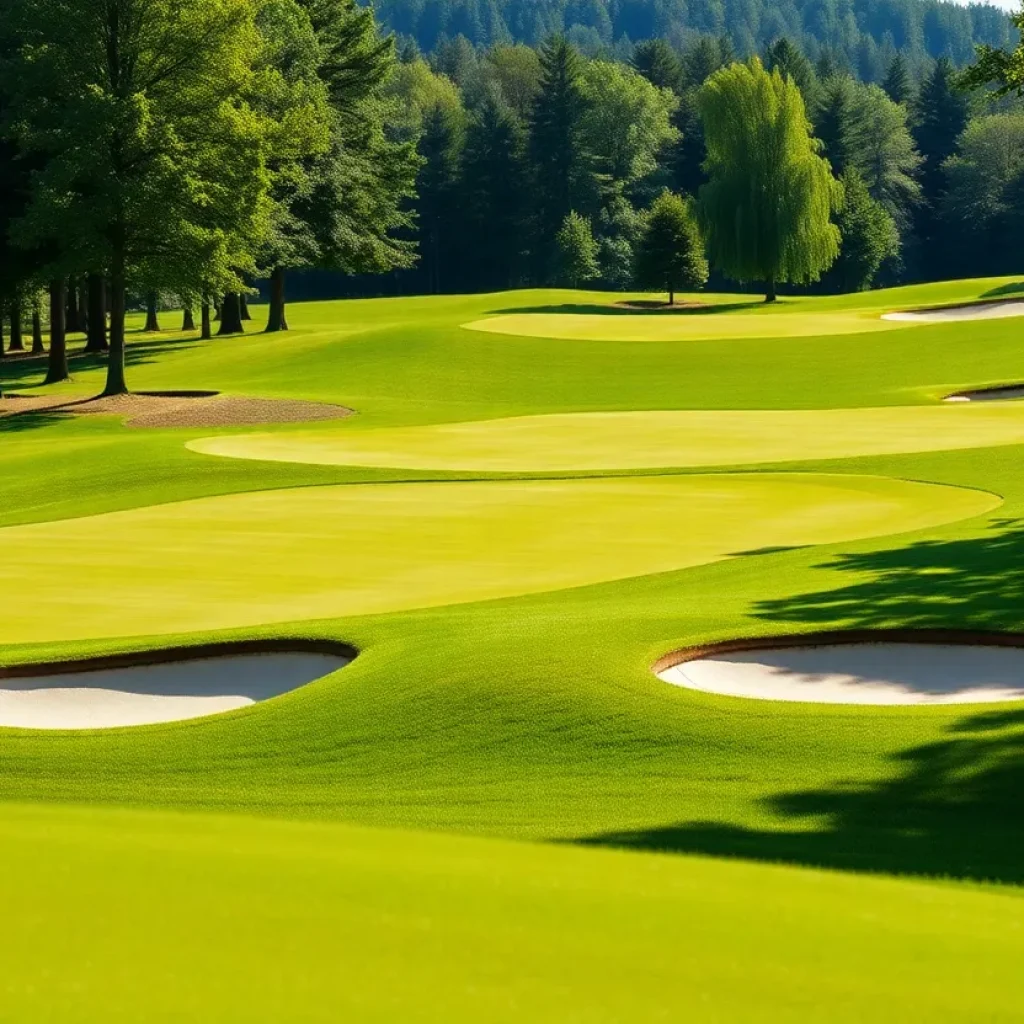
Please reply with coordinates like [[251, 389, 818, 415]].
[[658, 640, 1024, 705], [883, 299, 1024, 323], [0, 391, 352, 428], [0, 647, 351, 729], [945, 383, 1024, 403]]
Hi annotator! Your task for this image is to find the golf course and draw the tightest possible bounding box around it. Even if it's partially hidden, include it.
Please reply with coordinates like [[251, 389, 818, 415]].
[[4, 277, 1024, 1018]]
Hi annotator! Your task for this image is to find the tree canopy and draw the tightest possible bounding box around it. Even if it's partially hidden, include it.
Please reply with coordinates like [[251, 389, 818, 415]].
[[698, 59, 841, 301]]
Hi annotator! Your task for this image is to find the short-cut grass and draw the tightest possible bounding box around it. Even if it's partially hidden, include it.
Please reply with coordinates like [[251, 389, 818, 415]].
[[191, 404, 1024, 472], [0, 473, 994, 644], [5, 277, 1024, 1018]]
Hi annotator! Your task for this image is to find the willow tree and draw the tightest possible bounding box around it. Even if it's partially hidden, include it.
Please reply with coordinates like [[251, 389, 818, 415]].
[[697, 59, 841, 302], [2, 0, 270, 395]]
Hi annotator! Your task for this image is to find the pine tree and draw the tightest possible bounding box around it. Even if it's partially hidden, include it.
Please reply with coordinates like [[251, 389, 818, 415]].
[[418, 104, 465, 293], [814, 75, 858, 177], [528, 38, 594, 279], [698, 59, 841, 301], [764, 38, 818, 103], [882, 53, 912, 106], [634, 191, 708, 304], [631, 39, 683, 93], [461, 95, 530, 289]]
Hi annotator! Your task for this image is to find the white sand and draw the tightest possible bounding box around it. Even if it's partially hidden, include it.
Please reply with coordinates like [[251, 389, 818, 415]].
[[0, 651, 349, 729], [658, 643, 1024, 705], [883, 300, 1024, 323]]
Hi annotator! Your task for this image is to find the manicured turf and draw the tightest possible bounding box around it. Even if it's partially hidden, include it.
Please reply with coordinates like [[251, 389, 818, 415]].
[[5, 802, 1024, 1023], [465, 307, 910, 341], [0, 473, 995, 644], [191, 404, 1024, 471], [4, 277, 1024, 1019]]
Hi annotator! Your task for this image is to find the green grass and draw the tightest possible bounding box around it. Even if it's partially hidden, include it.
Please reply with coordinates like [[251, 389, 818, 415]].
[[4, 277, 1024, 1019], [0, 473, 993, 644], [5, 802, 1024, 1023], [191, 404, 1024, 471]]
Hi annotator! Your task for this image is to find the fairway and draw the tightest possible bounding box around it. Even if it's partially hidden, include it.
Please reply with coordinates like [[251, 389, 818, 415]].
[[5, 802, 1024, 1023], [0, 473, 993, 645], [192, 403, 1024, 472]]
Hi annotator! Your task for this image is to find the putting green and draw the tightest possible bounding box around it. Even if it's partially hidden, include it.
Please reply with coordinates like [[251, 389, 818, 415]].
[[464, 309, 907, 342], [0, 474, 996, 645], [191, 404, 1024, 473]]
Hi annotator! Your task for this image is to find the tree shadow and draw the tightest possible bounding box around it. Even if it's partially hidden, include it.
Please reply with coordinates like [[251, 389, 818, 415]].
[[490, 300, 768, 317], [752, 517, 1024, 633], [981, 281, 1024, 299], [575, 706, 1024, 883], [576, 521, 1024, 883]]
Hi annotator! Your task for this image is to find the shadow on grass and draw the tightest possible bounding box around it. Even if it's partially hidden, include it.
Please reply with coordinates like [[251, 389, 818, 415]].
[[490, 300, 768, 317], [577, 521, 1024, 883], [982, 281, 1024, 300]]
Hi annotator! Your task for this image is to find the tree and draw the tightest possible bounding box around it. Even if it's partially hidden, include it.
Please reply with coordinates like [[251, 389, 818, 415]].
[[484, 45, 543, 120], [882, 53, 913, 106], [941, 113, 1024, 277], [913, 57, 970, 278], [578, 61, 678, 192], [2, 0, 271, 395], [764, 38, 818, 104], [263, 0, 418, 331], [634, 191, 708, 304], [631, 39, 684, 94], [962, 7, 1024, 96], [417, 104, 466, 293], [555, 211, 599, 288], [825, 171, 899, 292], [461, 95, 530, 289], [529, 38, 595, 277], [813, 75, 859, 177], [698, 59, 841, 302]]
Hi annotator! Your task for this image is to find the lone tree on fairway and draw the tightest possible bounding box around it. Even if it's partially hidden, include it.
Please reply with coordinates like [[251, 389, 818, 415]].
[[556, 211, 599, 289], [2, 0, 270, 395], [697, 59, 841, 302], [634, 191, 708, 304]]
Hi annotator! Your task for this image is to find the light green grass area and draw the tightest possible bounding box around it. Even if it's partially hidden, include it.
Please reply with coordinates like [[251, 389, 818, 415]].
[[5, 802, 1024, 1024], [0, 474, 994, 644], [465, 307, 908, 340], [4, 277, 1024, 1019], [192, 404, 1024, 471]]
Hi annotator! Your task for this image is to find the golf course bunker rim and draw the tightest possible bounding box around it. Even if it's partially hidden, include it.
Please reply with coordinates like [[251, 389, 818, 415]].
[[0, 638, 356, 730], [654, 630, 1024, 706]]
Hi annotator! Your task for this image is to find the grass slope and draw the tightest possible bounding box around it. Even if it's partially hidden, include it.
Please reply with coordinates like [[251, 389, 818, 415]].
[[5, 802, 1024, 1023], [4, 278, 1024, 1017]]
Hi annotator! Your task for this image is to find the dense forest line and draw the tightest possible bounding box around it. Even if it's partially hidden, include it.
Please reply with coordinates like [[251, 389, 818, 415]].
[[310, 24, 1024, 303], [374, 0, 1013, 74]]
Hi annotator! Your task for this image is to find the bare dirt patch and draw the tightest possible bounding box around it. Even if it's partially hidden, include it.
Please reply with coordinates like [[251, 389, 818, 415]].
[[613, 299, 710, 313], [0, 391, 352, 428]]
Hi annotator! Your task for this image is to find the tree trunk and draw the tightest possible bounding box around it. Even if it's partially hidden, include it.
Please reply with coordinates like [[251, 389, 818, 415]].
[[201, 299, 212, 340], [9, 301, 23, 351], [218, 292, 244, 335], [765, 278, 777, 303], [182, 306, 196, 332], [31, 302, 44, 353], [144, 291, 160, 332], [104, 262, 128, 396], [85, 274, 107, 352], [45, 279, 69, 384], [265, 267, 289, 332], [65, 277, 80, 333], [239, 293, 251, 320], [668, 286, 675, 307], [78, 283, 89, 334]]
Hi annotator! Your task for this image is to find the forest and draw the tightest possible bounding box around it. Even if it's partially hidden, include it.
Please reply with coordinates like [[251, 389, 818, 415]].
[[2, 0, 1024, 389]]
